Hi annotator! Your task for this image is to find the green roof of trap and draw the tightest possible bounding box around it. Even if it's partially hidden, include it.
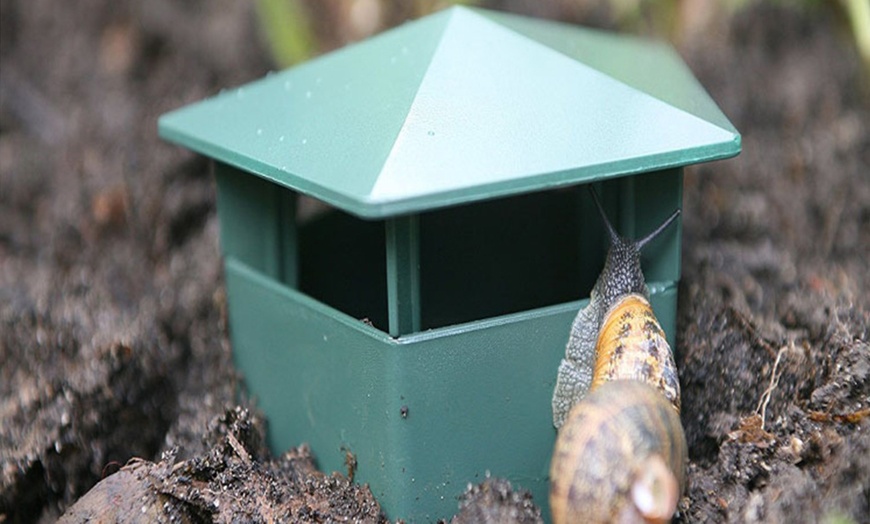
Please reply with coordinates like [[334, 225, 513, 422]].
[[158, 6, 740, 218]]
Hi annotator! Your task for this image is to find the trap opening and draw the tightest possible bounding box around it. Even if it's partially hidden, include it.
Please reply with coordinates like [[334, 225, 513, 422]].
[[297, 185, 609, 334]]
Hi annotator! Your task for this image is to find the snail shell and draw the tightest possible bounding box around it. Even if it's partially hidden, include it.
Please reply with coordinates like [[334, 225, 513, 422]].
[[591, 294, 681, 413], [549, 380, 687, 524]]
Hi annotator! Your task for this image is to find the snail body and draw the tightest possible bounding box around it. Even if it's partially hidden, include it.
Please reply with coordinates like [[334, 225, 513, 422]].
[[549, 188, 686, 524], [552, 190, 682, 428]]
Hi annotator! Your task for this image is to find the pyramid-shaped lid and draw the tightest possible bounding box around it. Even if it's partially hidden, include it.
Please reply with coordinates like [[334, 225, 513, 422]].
[[159, 6, 740, 218]]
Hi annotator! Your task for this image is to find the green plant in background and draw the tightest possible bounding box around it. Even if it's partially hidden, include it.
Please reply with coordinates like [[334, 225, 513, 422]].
[[255, 0, 317, 68], [822, 511, 858, 524], [253, 0, 869, 107], [771, 0, 870, 74], [842, 0, 870, 72], [255, 0, 480, 69], [605, 0, 673, 35], [607, 0, 870, 77], [767, 0, 870, 76]]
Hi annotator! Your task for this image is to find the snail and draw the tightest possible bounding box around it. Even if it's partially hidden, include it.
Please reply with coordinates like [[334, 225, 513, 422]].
[[549, 188, 687, 524]]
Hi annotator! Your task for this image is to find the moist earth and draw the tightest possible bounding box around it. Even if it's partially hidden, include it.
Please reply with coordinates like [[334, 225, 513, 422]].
[[1, 1, 867, 522]]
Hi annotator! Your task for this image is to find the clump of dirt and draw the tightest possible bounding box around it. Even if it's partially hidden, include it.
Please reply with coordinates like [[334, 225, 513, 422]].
[[677, 297, 869, 522], [448, 477, 543, 524], [57, 407, 387, 523], [0, 299, 181, 519], [1, 0, 868, 522]]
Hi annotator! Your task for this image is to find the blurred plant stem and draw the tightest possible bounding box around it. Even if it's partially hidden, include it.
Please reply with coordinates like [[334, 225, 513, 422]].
[[254, 0, 479, 68], [255, 0, 317, 68], [841, 0, 870, 73], [627, 0, 870, 79], [254, 0, 869, 79]]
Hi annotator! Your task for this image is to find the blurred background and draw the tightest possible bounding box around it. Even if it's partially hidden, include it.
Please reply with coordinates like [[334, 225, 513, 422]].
[[1, 1, 868, 522], [253, 0, 870, 73]]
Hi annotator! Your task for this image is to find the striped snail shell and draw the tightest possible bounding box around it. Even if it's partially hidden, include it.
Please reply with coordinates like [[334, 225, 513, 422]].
[[550, 380, 687, 524], [590, 293, 681, 413], [549, 188, 686, 524]]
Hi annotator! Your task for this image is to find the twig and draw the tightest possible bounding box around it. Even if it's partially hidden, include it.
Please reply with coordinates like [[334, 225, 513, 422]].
[[756, 344, 789, 430], [808, 408, 870, 424], [225, 431, 251, 464]]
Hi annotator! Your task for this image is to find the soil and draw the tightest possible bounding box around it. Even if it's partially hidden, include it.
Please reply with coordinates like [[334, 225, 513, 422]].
[[1, 1, 867, 523]]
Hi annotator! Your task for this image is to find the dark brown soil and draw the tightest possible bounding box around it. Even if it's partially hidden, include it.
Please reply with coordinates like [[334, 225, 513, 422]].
[[1, 1, 867, 523], [55, 407, 386, 523]]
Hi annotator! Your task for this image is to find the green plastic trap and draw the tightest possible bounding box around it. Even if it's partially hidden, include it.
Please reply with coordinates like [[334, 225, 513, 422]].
[[159, 6, 739, 521]]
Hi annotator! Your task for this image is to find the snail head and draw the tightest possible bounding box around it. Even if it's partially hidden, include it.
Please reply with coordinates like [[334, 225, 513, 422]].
[[589, 187, 681, 302]]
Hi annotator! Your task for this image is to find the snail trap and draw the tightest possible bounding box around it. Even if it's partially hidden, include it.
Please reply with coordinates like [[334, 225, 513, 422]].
[[159, 6, 740, 521]]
